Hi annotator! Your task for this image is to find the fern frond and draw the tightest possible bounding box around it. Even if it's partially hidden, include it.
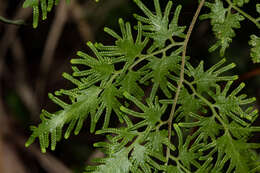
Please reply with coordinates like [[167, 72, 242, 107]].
[[210, 81, 257, 123], [96, 85, 124, 130], [96, 20, 148, 64], [85, 149, 132, 173], [139, 51, 182, 99], [71, 42, 115, 89], [232, 0, 250, 7], [214, 132, 260, 173], [23, 0, 99, 28], [120, 92, 167, 127], [22, 0, 59, 28], [200, 0, 244, 56], [133, 0, 186, 52], [119, 71, 144, 99], [25, 86, 101, 152], [24, 0, 260, 172], [185, 58, 238, 93], [257, 4, 260, 14], [249, 34, 260, 63]]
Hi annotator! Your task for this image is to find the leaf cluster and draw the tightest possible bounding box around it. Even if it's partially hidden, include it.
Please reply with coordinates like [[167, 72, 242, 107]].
[[24, 0, 260, 172]]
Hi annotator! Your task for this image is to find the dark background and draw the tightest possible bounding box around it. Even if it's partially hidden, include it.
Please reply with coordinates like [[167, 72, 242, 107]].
[[0, 0, 259, 172]]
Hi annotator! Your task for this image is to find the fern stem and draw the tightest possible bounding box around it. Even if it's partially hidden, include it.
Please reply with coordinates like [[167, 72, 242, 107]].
[[184, 80, 228, 130], [166, 0, 205, 164], [226, 0, 260, 29], [129, 42, 183, 70]]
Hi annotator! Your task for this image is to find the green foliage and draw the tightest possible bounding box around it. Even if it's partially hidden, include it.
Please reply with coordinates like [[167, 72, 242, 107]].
[[200, 0, 244, 56], [232, 0, 250, 7], [23, 0, 101, 28], [257, 4, 260, 14], [249, 35, 260, 63], [24, 0, 260, 172], [133, 0, 185, 52]]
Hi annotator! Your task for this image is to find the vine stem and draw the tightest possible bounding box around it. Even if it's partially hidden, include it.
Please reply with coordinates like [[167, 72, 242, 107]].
[[166, 0, 205, 164]]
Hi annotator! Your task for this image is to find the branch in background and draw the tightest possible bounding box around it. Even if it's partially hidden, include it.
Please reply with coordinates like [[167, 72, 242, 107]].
[[11, 38, 40, 119], [0, 7, 31, 78], [36, 0, 68, 100], [69, 1, 94, 41]]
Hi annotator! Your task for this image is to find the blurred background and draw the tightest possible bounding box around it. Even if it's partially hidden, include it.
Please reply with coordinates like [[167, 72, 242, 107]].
[[0, 0, 259, 172]]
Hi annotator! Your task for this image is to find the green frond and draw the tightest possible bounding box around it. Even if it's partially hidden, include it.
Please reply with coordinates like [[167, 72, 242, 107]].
[[146, 130, 176, 153], [179, 113, 222, 141], [140, 52, 182, 98], [173, 124, 201, 170], [96, 85, 124, 130], [121, 92, 166, 127], [233, 0, 250, 7], [185, 58, 237, 93], [211, 81, 256, 123], [194, 157, 213, 173], [134, 0, 185, 52], [257, 4, 260, 14], [249, 35, 260, 63], [119, 71, 144, 99], [214, 132, 260, 172], [22, 0, 61, 28], [85, 149, 131, 173], [24, 0, 260, 171], [200, 0, 244, 56], [22, 0, 82, 28], [71, 43, 115, 90], [25, 86, 101, 152], [98, 20, 148, 64], [169, 86, 204, 121]]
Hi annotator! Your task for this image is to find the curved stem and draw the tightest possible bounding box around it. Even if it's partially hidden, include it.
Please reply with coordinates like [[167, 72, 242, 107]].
[[166, 0, 206, 164], [0, 16, 25, 25]]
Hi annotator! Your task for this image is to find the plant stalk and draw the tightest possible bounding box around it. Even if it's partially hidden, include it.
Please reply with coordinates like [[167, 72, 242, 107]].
[[166, 0, 206, 164]]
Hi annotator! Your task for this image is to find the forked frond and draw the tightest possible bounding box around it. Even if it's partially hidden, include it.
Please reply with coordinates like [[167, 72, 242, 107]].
[[25, 86, 101, 152]]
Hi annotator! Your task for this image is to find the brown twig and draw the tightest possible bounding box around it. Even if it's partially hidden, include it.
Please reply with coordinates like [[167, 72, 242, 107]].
[[11, 38, 40, 119], [36, 0, 68, 100], [83, 0, 127, 32], [69, 1, 94, 41], [166, 0, 206, 164], [0, 7, 31, 78]]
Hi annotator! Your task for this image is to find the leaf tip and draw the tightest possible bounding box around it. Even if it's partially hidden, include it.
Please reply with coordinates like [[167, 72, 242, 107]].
[[87, 41, 93, 47], [41, 148, 47, 153]]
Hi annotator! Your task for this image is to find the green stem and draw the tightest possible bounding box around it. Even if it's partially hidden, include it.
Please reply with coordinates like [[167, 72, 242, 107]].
[[0, 16, 25, 26], [129, 42, 184, 70], [168, 155, 191, 173], [184, 80, 228, 130], [226, 0, 260, 29], [166, 0, 206, 164]]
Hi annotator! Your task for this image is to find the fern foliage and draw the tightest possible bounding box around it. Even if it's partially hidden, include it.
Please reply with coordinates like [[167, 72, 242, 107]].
[[22, 0, 101, 28], [23, 0, 65, 28], [200, 0, 245, 56], [25, 0, 260, 172], [249, 35, 260, 63]]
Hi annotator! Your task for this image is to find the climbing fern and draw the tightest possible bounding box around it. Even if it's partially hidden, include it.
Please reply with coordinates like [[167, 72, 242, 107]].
[[25, 0, 260, 172]]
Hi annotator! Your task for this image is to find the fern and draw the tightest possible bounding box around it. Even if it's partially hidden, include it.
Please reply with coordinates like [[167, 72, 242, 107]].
[[24, 0, 260, 172], [249, 35, 260, 63], [22, 0, 101, 28], [200, 0, 245, 56]]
